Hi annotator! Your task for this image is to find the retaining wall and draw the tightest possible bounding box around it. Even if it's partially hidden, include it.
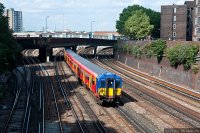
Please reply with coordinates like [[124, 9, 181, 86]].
[[115, 51, 200, 92]]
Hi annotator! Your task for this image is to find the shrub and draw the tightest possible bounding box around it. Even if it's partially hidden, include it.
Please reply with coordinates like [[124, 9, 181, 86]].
[[122, 44, 132, 53], [142, 43, 153, 58], [151, 39, 167, 63], [191, 64, 199, 74], [131, 45, 142, 58], [166, 45, 199, 70]]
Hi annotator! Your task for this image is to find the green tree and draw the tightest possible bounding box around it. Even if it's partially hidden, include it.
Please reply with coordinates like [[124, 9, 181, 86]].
[[116, 5, 160, 38], [124, 10, 154, 39], [0, 3, 22, 74]]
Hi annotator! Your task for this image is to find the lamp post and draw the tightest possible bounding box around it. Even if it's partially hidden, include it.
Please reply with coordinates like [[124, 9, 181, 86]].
[[91, 20, 95, 38], [46, 16, 49, 33]]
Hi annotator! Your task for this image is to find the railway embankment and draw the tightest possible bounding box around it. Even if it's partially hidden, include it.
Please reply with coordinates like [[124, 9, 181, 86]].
[[115, 40, 200, 92]]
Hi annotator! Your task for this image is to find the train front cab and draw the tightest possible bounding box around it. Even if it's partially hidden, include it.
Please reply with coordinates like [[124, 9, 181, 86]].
[[97, 73, 122, 102]]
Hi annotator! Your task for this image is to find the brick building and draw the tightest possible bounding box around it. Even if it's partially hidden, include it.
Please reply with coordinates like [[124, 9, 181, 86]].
[[160, 1, 200, 41]]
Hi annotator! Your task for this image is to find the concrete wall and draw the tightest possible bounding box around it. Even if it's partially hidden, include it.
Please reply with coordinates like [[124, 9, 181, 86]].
[[115, 51, 200, 92]]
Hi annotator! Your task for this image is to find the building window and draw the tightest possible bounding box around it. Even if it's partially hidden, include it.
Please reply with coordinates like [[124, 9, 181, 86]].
[[196, 28, 200, 34], [173, 16, 176, 21], [198, 0, 200, 5], [174, 8, 176, 13], [198, 7, 200, 14], [173, 32, 176, 37], [173, 24, 176, 29], [195, 17, 200, 25]]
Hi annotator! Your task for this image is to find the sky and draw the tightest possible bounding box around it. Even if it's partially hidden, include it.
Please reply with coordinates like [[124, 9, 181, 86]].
[[1, 0, 192, 32]]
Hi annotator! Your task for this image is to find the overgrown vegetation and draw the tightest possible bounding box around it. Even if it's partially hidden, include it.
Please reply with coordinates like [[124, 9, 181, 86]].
[[143, 44, 154, 58], [121, 40, 199, 72], [150, 39, 166, 63], [131, 45, 142, 58], [191, 64, 199, 74], [0, 3, 22, 99], [122, 39, 166, 61], [0, 3, 22, 74], [166, 45, 199, 70]]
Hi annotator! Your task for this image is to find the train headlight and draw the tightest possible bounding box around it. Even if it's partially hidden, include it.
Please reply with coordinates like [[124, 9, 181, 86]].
[[116, 88, 121, 95], [99, 88, 105, 96]]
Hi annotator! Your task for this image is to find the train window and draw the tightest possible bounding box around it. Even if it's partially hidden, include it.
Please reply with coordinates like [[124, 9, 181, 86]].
[[101, 80, 106, 87], [92, 79, 95, 85], [115, 80, 121, 88], [108, 80, 114, 88]]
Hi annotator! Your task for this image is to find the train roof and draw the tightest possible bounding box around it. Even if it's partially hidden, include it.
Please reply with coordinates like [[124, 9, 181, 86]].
[[66, 49, 111, 75]]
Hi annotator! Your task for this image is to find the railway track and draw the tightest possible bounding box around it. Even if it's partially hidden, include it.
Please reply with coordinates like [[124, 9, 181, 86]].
[[92, 58, 200, 128], [3, 67, 29, 133], [78, 48, 161, 132], [54, 55, 86, 133], [40, 63, 63, 133], [103, 54, 200, 102], [29, 57, 45, 133], [56, 52, 107, 133], [2, 50, 38, 133], [80, 48, 162, 132]]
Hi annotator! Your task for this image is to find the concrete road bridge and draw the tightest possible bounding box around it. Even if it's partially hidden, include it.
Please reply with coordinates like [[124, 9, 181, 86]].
[[15, 37, 117, 62]]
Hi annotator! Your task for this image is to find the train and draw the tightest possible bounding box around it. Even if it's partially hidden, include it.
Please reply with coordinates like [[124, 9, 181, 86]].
[[64, 49, 122, 104]]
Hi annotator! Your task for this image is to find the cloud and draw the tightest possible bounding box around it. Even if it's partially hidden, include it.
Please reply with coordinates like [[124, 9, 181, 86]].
[[1, 0, 194, 31]]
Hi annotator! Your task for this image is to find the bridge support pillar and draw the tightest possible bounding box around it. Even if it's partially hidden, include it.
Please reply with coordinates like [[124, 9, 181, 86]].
[[94, 47, 97, 58], [111, 47, 115, 58], [46, 48, 53, 62], [39, 48, 46, 62], [39, 48, 53, 62], [71, 46, 77, 53]]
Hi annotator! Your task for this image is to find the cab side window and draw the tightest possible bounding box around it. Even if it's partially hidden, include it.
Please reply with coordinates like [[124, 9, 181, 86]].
[[115, 80, 121, 88], [101, 80, 106, 88]]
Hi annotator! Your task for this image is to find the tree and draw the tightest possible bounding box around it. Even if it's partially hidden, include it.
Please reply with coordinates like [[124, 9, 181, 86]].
[[124, 10, 154, 39], [116, 5, 160, 38], [0, 3, 22, 74]]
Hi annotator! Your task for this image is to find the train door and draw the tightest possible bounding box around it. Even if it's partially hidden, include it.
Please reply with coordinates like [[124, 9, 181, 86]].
[[85, 73, 89, 88], [89, 75, 92, 90], [83, 70, 85, 84], [92, 78, 96, 93], [106, 79, 114, 98], [75, 64, 78, 75]]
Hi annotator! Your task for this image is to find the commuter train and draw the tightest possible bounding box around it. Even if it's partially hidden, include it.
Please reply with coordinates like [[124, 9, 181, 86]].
[[64, 49, 122, 104]]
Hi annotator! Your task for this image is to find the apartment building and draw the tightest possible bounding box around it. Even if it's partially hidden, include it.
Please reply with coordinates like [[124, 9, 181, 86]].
[[160, 1, 200, 41], [4, 8, 23, 32], [193, 0, 200, 41]]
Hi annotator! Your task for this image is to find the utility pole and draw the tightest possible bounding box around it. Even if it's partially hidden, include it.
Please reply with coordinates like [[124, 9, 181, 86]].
[[46, 16, 49, 33]]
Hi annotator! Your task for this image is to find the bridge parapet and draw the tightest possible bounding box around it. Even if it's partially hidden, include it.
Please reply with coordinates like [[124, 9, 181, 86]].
[[15, 37, 117, 62]]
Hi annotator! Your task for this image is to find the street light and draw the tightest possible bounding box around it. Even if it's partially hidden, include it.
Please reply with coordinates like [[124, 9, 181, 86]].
[[91, 20, 95, 38], [46, 16, 49, 33]]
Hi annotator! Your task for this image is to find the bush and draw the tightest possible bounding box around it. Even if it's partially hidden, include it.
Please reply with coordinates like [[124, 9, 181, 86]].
[[131, 45, 142, 58], [166, 45, 199, 70], [142, 39, 166, 61], [191, 64, 199, 74], [123, 44, 132, 53], [143, 44, 154, 58], [151, 39, 167, 63]]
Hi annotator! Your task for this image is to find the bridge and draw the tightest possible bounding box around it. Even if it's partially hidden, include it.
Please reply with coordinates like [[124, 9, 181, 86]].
[[15, 37, 117, 62]]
